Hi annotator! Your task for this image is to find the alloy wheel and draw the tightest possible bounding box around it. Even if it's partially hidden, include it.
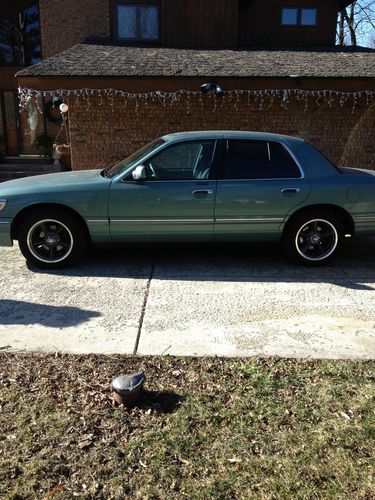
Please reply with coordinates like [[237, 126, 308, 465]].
[[295, 218, 338, 262], [26, 219, 74, 264]]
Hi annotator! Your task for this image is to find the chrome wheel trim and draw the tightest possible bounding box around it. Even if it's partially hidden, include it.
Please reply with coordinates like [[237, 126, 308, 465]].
[[26, 219, 74, 264], [295, 218, 338, 262]]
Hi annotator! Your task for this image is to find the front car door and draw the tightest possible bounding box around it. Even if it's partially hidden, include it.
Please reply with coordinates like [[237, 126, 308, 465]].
[[109, 139, 217, 241], [214, 139, 311, 240]]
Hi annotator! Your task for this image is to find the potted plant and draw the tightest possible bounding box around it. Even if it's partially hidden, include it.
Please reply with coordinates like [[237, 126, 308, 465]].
[[34, 133, 54, 159]]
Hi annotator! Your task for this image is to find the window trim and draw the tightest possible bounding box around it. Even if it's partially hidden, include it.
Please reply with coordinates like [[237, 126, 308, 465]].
[[115, 2, 160, 43]]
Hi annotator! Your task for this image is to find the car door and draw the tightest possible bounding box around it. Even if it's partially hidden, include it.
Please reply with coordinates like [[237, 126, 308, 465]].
[[214, 139, 311, 240], [109, 139, 217, 242]]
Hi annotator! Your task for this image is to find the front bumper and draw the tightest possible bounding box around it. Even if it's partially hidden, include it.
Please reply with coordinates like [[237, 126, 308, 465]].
[[0, 218, 13, 247]]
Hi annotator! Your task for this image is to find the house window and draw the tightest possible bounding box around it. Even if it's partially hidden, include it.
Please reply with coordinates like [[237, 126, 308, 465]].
[[0, 3, 41, 66], [281, 8, 298, 26], [301, 8, 317, 26], [116, 3, 159, 41], [281, 7, 317, 26]]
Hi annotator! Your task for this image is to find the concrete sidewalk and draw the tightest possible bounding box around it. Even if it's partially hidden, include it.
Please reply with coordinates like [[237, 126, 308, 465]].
[[0, 239, 374, 359]]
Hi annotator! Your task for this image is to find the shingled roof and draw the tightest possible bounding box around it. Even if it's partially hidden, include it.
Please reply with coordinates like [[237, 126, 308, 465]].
[[17, 43, 375, 79]]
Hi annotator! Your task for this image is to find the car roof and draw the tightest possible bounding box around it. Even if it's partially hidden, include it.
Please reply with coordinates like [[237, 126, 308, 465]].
[[162, 131, 304, 143]]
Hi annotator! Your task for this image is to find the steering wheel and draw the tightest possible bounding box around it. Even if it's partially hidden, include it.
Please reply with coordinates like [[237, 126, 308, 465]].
[[148, 162, 158, 180]]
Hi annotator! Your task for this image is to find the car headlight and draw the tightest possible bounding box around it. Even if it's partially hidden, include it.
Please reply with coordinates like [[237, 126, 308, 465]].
[[0, 199, 7, 211]]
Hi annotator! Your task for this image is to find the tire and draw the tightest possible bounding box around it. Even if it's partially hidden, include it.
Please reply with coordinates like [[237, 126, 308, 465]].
[[18, 209, 86, 269], [282, 210, 344, 266]]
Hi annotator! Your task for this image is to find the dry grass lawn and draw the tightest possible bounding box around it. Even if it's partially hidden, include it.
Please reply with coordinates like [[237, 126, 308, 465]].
[[0, 354, 374, 499]]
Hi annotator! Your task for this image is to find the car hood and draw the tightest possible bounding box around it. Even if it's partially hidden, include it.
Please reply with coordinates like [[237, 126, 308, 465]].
[[0, 169, 107, 195]]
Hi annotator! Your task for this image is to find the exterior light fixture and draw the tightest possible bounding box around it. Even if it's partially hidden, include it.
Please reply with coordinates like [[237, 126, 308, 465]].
[[201, 82, 214, 93], [59, 103, 69, 113], [200, 82, 224, 96], [215, 84, 224, 96]]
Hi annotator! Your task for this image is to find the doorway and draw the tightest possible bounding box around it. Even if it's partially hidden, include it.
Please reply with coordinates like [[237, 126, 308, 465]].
[[1, 90, 48, 158]]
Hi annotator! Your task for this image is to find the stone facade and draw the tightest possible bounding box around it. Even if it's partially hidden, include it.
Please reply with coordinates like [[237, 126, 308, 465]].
[[66, 93, 375, 170]]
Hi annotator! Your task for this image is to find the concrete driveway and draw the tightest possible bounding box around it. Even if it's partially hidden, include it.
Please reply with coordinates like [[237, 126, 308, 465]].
[[0, 238, 374, 359]]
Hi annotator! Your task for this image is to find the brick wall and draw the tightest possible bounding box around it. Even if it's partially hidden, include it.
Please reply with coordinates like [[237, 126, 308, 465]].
[[39, 0, 110, 58], [66, 94, 375, 171]]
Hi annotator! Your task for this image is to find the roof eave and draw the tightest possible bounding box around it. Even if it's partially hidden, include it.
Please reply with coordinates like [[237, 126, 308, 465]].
[[17, 75, 375, 94]]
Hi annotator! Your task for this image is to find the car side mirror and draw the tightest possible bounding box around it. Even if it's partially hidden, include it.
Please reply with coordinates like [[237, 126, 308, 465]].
[[132, 165, 146, 181]]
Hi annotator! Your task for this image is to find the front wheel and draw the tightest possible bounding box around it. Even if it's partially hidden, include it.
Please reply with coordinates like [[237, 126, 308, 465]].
[[283, 211, 344, 265], [18, 210, 86, 269]]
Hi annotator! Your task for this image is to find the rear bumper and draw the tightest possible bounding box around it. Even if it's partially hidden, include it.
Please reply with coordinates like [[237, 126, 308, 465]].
[[0, 219, 13, 247]]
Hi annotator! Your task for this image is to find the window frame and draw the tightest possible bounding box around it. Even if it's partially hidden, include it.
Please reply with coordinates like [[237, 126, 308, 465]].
[[114, 2, 160, 43], [220, 139, 305, 181], [123, 139, 219, 182], [140, 138, 218, 183], [281, 7, 318, 27]]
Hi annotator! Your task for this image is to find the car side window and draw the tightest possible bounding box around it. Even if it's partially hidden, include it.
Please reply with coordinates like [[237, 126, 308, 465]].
[[224, 140, 272, 179], [144, 140, 216, 181], [269, 142, 301, 178], [224, 140, 301, 179]]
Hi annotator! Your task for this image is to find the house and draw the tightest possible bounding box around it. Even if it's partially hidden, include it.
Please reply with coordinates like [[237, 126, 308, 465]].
[[1, 0, 375, 172]]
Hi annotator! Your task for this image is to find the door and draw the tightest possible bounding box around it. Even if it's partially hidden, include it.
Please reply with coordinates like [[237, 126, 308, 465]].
[[109, 139, 218, 242], [215, 139, 311, 240], [3, 91, 19, 156]]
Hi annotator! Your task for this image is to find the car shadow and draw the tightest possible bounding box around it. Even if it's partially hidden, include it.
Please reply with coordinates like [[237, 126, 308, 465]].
[[27, 237, 375, 292], [0, 299, 101, 327]]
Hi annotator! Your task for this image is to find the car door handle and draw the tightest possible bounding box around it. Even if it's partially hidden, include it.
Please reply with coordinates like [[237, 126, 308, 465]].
[[281, 188, 300, 194], [192, 189, 214, 196]]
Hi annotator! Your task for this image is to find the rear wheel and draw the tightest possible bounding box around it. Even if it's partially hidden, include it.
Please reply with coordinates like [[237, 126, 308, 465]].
[[283, 210, 344, 265], [18, 209, 86, 269]]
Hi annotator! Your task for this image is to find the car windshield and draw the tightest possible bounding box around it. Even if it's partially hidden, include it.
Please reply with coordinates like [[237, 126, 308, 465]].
[[106, 138, 166, 178]]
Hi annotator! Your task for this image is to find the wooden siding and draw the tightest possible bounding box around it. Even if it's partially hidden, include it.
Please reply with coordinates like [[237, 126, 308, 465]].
[[161, 0, 237, 48], [111, 0, 342, 48], [239, 0, 338, 47]]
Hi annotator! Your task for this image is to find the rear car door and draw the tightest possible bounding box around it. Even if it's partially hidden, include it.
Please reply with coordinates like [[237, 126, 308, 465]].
[[214, 139, 311, 240], [109, 139, 217, 241]]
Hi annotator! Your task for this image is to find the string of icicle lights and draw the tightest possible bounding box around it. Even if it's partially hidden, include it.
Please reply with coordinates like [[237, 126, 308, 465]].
[[18, 87, 375, 114]]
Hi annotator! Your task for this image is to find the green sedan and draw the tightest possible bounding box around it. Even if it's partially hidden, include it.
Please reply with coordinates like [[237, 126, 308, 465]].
[[0, 131, 374, 268]]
